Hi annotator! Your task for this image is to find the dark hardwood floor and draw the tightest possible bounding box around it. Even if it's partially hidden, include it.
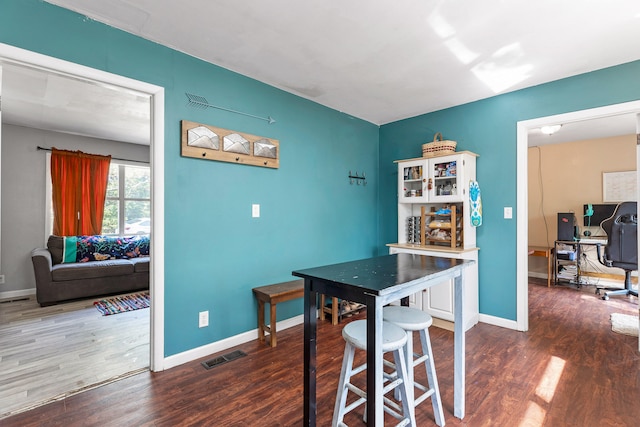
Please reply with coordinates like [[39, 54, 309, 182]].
[[4, 279, 639, 426]]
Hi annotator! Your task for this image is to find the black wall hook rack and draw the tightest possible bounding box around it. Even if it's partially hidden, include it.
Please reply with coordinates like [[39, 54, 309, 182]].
[[348, 171, 367, 185]]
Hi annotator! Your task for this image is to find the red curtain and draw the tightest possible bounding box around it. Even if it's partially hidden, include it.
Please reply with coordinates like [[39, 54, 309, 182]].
[[51, 148, 111, 236]]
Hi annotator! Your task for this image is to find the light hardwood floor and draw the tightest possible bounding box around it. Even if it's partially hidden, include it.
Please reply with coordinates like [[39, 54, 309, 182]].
[[0, 294, 149, 419]]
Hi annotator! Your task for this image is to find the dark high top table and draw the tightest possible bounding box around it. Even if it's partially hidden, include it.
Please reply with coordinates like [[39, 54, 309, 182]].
[[293, 253, 474, 426]]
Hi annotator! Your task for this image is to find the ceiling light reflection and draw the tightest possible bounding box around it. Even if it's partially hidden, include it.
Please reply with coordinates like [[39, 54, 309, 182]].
[[427, 11, 456, 39], [472, 61, 533, 93], [471, 43, 532, 93], [444, 38, 479, 65], [427, 9, 478, 66]]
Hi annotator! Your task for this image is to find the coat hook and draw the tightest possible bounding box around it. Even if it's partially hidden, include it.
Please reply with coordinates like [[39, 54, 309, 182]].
[[348, 170, 366, 186]]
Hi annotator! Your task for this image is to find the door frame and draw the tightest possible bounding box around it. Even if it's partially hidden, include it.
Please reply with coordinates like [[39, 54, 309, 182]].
[[516, 100, 640, 333], [0, 42, 166, 370]]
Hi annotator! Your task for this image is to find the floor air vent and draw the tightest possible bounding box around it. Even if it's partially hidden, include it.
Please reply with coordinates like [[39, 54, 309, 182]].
[[201, 350, 247, 370]]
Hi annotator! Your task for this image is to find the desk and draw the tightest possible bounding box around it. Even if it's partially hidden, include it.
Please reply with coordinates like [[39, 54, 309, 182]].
[[293, 253, 475, 426], [528, 246, 552, 287], [554, 239, 607, 286]]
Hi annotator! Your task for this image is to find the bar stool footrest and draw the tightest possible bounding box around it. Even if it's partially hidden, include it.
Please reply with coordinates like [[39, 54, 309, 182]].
[[414, 387, 436, 406]]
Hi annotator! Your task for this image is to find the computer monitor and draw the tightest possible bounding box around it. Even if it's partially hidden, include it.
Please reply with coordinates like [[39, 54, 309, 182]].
[[583, 203, 617, 227]]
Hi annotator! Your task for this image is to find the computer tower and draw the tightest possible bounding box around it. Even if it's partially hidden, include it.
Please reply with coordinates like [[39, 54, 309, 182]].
[[557, 212, 576, 241]]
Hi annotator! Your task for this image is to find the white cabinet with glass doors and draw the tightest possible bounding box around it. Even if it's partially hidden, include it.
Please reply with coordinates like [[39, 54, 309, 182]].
[[398, 152, 474, 204], [389, 151, 479, 330]]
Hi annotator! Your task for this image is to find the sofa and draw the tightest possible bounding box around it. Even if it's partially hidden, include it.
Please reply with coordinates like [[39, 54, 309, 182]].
[[31, 235, 150, 306]]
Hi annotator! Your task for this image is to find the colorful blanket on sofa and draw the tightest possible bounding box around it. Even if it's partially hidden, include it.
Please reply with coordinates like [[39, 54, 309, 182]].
[[62, 235, 150, 263]]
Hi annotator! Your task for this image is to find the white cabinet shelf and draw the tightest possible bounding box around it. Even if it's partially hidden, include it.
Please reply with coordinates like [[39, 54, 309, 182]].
[[396, 151, 478, 250], [390, 151, 479, 330], [397, 151, 476, 204]]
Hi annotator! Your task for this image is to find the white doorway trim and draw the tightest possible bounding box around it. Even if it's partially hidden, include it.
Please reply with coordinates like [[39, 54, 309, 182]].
[[0, 42, 166, 370], [516, 100, 640, 333]]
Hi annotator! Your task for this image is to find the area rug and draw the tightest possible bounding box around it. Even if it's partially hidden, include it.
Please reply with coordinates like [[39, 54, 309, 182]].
[[610, 313, 639, 337], [94, 292, 150, 316]]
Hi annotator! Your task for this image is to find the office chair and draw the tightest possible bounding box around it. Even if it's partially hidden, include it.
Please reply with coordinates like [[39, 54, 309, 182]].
[[595, 201, 639, 300]]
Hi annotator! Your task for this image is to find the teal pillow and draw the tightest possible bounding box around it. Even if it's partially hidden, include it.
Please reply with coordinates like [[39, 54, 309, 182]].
[[62, 236, 78, 263]]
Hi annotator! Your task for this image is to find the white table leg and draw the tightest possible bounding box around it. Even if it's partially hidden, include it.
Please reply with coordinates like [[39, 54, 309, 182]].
[[453, 272, 466, 419]]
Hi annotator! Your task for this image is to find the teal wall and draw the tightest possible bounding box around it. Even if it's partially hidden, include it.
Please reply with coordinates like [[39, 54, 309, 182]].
[[4, 0, 640, 354], [0, 1, 380, 356], [378, 61, 640, 320]]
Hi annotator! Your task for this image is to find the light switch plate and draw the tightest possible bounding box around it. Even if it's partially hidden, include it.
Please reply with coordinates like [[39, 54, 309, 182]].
[[199, 311, 209, 328], [504, 207, 513, 219], [252, 204, 260, 218]]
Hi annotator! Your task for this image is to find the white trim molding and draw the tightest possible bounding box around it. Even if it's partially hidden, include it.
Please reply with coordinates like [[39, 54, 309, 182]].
[[478, 313, 519, 331], [0, 42, 166, 371], [516, 100, 640, 334], [163, 315, 304, 369], [0, 288, 36, 300]]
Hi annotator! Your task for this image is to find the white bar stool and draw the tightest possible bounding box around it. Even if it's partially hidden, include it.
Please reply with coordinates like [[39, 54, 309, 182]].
[[333, 319, 416, 427], [383, 305, 445, 426]]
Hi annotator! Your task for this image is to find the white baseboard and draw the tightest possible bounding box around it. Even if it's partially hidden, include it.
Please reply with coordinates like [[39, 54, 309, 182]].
[[479, 313, 519, 331], [163, 314, 304, 370], [0, 288, 36, 300], [163, 309, 524, 371], [163, 310, 522, 369]]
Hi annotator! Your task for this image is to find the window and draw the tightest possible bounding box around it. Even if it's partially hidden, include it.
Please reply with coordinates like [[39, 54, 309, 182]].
[[46, 157, 150, 237], [102, 162, 151, 235]]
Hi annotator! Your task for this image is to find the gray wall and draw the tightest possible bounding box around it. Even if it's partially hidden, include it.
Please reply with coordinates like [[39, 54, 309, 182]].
[[0, 124, 150, 296]]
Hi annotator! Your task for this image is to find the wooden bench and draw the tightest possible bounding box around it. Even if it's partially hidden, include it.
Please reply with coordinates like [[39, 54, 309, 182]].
[[252, 279, 304, 347]]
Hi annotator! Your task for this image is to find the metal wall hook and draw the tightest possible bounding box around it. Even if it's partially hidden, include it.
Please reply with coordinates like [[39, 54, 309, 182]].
[[348, 171, 367, 186]]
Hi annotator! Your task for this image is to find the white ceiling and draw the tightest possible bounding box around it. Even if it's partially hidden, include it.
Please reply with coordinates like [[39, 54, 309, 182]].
[[527, 113, 638, 146], [1, 62, 151, 145], [2, 1, 640, 145]]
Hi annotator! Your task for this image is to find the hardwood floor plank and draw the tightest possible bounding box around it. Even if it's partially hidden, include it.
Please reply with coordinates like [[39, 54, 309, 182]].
[[0, 294, 149, 418], [3, 279, 640, 426]]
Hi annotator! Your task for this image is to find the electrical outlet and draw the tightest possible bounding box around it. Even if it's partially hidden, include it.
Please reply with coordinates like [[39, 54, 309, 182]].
[[199, 311, 209, 328], [0, 275, 5, 285]]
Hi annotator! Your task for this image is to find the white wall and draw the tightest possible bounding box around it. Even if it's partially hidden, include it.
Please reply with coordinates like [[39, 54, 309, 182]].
[[0, 124, 149, 297]]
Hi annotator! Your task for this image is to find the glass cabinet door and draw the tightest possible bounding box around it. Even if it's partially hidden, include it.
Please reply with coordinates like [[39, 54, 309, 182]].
[[398, 159, 429, 203], [428, 154, 465, 202]]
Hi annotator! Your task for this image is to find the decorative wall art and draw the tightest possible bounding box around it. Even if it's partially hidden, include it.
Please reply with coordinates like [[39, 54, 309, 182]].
[[181, 120, 279, 169], [185, 93, 276, 124]]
